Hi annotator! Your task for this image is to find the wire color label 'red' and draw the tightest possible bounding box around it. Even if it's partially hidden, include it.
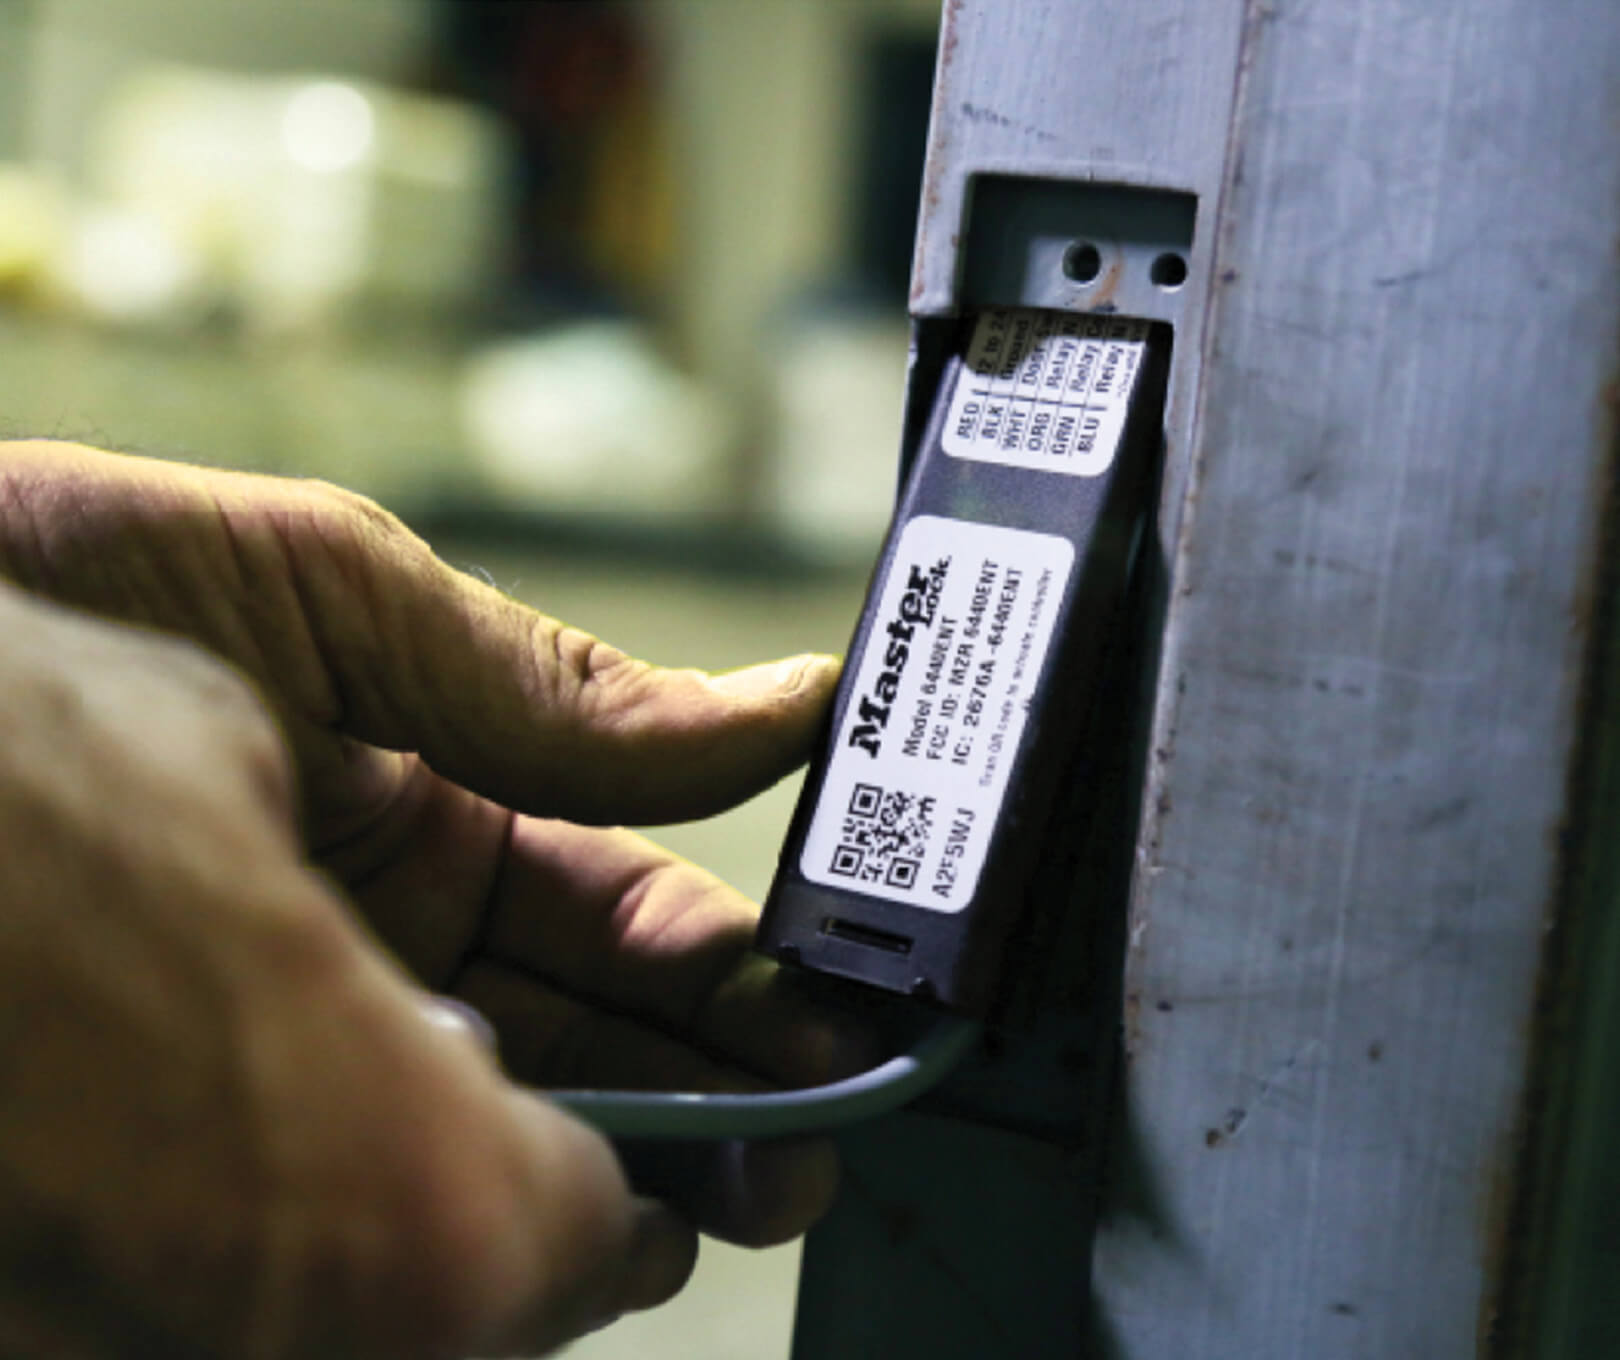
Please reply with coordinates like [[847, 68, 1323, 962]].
[[801, 516, 1073, 913], [944, 309, 1150, 476]]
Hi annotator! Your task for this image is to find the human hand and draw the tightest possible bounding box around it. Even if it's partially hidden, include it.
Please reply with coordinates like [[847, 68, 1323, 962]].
[[0, 442, 866, 1357]]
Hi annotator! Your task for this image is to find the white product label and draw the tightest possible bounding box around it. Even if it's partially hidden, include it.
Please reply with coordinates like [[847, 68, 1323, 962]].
[[801, 516, 1073, 912], [944, 309, 1151, 476]]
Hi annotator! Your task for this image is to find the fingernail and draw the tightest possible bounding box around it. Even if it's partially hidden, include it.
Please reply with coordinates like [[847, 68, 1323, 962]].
[[710, 653, 839, 701], [421, 994, 498, 1054]]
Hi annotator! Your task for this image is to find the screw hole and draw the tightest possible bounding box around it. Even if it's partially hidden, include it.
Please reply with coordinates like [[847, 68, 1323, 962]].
[[1151, 251, 1189, 290], [1062, 240, 1103, 285]]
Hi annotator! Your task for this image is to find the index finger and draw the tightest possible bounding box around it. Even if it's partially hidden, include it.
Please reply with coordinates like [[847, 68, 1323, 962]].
[[268, 480, 843, 825], [0, 444, 841, 826]]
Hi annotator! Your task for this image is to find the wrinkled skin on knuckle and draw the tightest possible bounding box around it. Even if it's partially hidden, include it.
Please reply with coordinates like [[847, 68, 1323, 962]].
[[300, 478, 411, 547], [266, 479, 474, 739], [259, 483, 394, 631], [535, 623, 634, 720]]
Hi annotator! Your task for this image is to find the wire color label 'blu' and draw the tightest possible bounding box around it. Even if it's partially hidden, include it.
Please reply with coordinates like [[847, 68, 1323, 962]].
[[801, 515, 1073, 912]]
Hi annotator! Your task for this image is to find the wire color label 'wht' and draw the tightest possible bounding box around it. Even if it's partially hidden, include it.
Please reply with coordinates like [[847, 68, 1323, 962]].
[[801, 516, 1073, 913], [944, 309, 1150, 476]]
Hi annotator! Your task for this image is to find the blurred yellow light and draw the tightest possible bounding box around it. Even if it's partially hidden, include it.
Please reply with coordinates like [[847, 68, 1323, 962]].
[[0, 167, 61, 285], [64, 206, 198, 323], [281, 82, 375, 174]]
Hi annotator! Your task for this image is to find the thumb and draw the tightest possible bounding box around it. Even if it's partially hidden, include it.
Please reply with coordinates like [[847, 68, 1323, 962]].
[[284, 492, 842, 824], [273, 908, 699, 1357]]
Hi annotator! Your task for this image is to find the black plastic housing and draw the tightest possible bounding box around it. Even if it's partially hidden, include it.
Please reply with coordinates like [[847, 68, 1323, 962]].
[[756, 310, 1169, 1015]]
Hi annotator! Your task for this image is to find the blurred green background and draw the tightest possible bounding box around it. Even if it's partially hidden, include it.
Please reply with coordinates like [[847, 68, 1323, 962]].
[[0, 1, 942, 1354]]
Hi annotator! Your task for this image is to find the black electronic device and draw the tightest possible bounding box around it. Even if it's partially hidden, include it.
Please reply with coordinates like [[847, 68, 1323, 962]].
[[757, 307, 1169, 1015]]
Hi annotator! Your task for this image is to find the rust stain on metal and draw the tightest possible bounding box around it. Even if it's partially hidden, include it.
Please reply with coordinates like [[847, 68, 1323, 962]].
[[1074, 254, 1127, 313], [1477, 1122, 1523, 1353], [1122, 987, 1142, 1059]]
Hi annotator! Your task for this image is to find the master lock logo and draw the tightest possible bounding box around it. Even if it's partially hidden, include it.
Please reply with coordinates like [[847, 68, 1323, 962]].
[[846, 555, 951, 758]]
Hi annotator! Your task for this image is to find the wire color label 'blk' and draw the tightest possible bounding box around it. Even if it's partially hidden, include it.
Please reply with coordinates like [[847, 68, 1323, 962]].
[[801, 515, 1074, 912], [944, 309, 1150, 476]]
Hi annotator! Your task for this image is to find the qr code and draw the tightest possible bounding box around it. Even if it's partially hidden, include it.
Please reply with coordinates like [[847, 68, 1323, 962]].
[[829, 782, 936, 890]]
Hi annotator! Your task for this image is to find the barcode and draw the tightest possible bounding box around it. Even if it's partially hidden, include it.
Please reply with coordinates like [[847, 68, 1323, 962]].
[[828, 782, 936, 890]]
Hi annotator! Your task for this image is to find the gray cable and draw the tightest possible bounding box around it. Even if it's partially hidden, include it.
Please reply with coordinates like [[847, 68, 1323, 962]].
[[546, 1017, 981, 1141]]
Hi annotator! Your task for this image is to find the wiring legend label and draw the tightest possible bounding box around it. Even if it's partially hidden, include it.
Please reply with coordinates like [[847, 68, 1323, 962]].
[[944, 308, 1150, 476], [801, 515, 1073, 912]]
